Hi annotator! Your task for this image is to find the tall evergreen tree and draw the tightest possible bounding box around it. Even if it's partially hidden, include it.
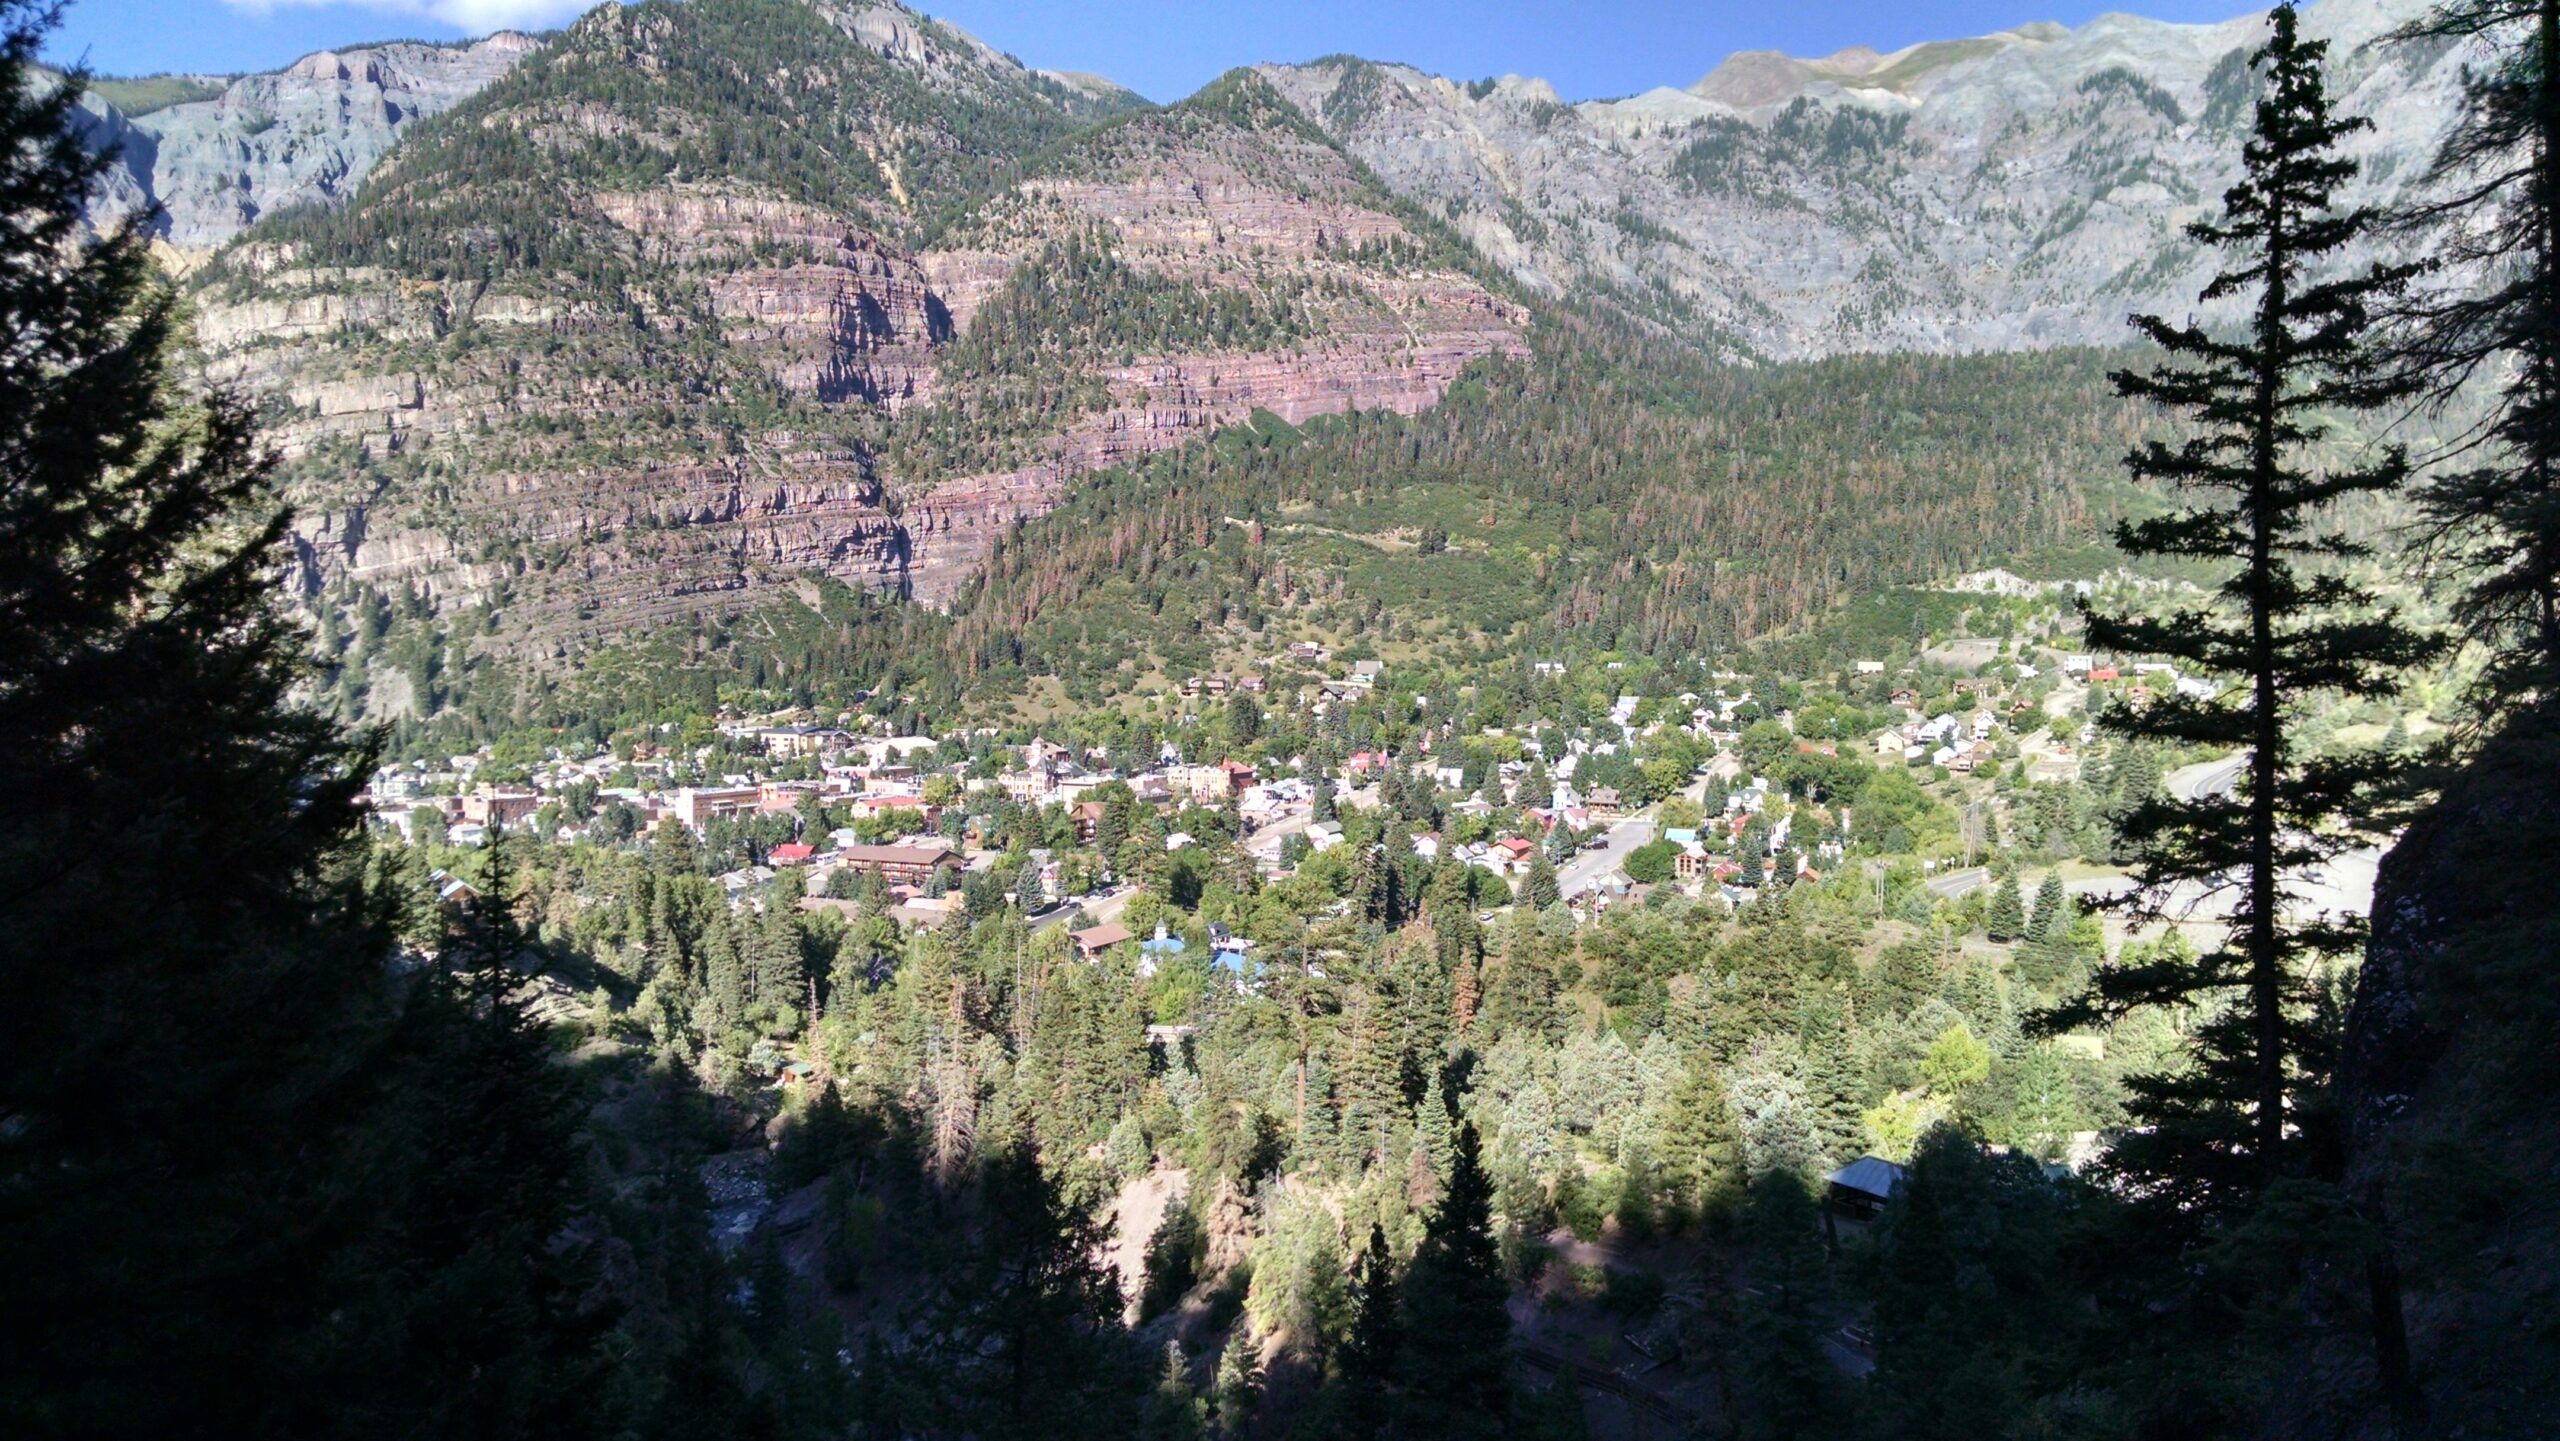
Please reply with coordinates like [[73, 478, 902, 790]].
[[1395, 1123, 1510, 1441], [1985, 871, 2026, 942], [1731, 1173, 1838, 1441], [916, 1143, 1135, 1440], [2392, 0, 2560, 717], [1142, 1342, 1208, 1441], [1861, 1130, 2082, 1441], [1212, 1329, 1262, 1440], [2054, 4, 2438, 1208], [1334, 1223, 1402, 1439], [1658, 1057, 1743, 1220], [2025, 871, 2067, 946], [1521, 850, 1562, 910], [1416, 1066, 1457, 1183], [0, 8, 624, 1433]]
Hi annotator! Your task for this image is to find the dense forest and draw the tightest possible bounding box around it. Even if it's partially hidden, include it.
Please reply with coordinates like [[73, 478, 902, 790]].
[[352, 332, 2159, 760], [10, 2, 2560, 1440], [934, 330, 2150, 704]]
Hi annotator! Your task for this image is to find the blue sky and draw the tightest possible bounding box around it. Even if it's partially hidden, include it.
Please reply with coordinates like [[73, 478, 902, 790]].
[[55, 0, 2260, 101]]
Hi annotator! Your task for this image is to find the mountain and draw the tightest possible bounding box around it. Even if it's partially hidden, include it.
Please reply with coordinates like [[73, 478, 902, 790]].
[[179, 0, 1516, 716], [72, 33, 540, 253], [1261, 0, 2468, 359], [131, 0, 2477, 726]]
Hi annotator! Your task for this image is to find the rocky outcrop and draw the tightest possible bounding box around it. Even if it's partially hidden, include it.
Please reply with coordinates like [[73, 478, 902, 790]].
[[887, 87, 1527, 604], [80, 34, 537, 252], [903, 322, 1522, 603], [286, 450, 909, 651], [599, 187, 950, 407], [2319, 715, 2560, 1437], [1264, 0, 2470, 360], [181, 18, 1521, 661]]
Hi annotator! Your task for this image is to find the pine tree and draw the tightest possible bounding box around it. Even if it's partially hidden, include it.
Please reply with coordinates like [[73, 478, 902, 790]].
[[1731, 1173, 1838, 1441], [1352, 836, 1388, 923], [1336, 985, 1404, 1171], [2025, 872, 2066, 945], [1362, 823, 1410, 928], [1395, 1123, 1510, 1440], [1796, 1011, 1866, 1167], [1097, 792, 1132, 857], [1301, 1049, 1344, 1172], [1140, 1192, 1206, 1323], [1522, 850, 1562, 910], [1659, 1058, 1743, 1219], [1226, 692, 1262, 750], [1417, 1067, 1457, 1184], [1861, 1132, 2080, 1441], [1336, 1223, 1402, 1438], [1985, 872, 2026, 942], [1142, 1342, 1208, 1441], [918, 1143, 1135, 1440], [1212, 1330, 1262, 1440], [0, 8, 622, 1430], [2391, 0, 2560, 717], [2056, 4, 2440, 1207], [701, 913, 749, 1051], [748, 899, 803, 1018]]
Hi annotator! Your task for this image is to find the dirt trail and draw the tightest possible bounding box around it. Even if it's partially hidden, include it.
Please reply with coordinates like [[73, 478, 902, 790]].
[[1105, 1166, 1187, 1307]]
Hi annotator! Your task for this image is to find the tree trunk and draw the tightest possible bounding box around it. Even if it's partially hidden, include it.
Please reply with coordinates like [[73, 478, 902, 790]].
[[2540, 0, 2560, 676], [2366, 1218, 2421, 1437], [2250, 210, 2292, 1172]]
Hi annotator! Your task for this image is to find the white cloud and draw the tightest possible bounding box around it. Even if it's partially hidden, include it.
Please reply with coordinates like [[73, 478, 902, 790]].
[[221, 0, 600, 36]]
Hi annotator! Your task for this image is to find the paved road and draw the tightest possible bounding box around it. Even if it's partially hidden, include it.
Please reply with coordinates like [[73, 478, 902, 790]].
[[1558, 815, 1656, 895], [1925, 865, 1990, 900], [1242, 809, 1315, 869], [2168, 753, 2247, 801], [1032, 885, 1135, 932], [2071, 845, 2384, 922]]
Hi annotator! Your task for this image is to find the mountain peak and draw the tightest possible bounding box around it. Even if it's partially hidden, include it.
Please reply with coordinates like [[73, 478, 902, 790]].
[[1265, 0, 2460, 360], [1689, 31, 2033, 109]]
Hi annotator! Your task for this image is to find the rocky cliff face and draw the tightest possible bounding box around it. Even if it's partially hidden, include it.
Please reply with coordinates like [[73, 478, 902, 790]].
[[78, 34, 537, 254], [1262, 0, 2469, 360], [183, 0, 1511, 675], [2319, 716, 2560, 1438], [159, 0, 2478, 684], [893, 82, 1525, 602]]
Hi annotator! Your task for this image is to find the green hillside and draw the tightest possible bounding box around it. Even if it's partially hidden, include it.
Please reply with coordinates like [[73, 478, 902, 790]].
[[229, 0, 1127, 278], [931, 333, 2145, 706], [384, 331, 2156, 752]]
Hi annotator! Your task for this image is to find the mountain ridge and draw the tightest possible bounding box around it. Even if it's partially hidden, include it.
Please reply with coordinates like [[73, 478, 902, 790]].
[[73, 0, 2478, 718], [73, 31, 541, 252], [177, 3, 1521, 716], [1259, 0, 2463, 358]]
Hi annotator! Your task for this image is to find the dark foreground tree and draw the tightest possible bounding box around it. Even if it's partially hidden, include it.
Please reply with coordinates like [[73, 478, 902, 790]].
[[0, 7, 618, 1434], [914, 1143, 1136, 1440], [2392, 0, 2560, 718], [1332, 1222, 1401, 1438], [1730, 1171, 1838, 1441], [2054, 3, 2437, 1211], [1395, 1122, 1510, 1441], [1859, 1128, 2083, 1441]]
